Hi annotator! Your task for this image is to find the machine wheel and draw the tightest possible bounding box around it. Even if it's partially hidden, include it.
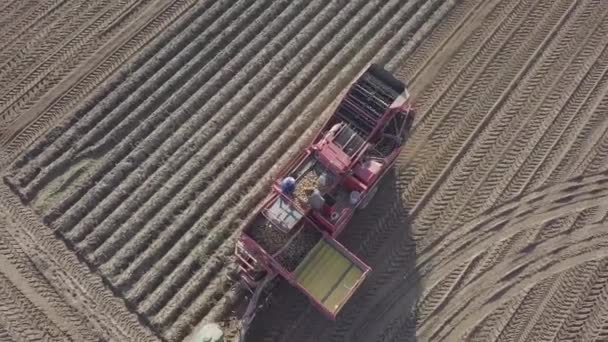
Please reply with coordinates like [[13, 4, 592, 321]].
[[368, 64, 407, 94], [358, 186, 378, 210]]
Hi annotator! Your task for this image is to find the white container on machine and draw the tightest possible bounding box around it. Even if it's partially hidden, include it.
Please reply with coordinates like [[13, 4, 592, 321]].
[[349, 191, 361, 205]]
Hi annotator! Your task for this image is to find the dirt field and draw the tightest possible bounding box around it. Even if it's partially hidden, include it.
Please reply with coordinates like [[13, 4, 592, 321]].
[[1, 0, 608, 341]]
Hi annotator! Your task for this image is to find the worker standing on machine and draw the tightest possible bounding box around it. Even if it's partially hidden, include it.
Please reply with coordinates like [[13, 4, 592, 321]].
[[280, 176, 296, 195]]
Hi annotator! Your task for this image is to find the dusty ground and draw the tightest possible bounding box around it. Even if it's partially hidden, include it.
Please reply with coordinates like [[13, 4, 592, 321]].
[[1, 0, 608, 341]]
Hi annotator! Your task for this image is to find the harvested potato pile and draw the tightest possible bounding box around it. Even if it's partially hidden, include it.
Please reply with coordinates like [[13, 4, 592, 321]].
[[294, 173, 320, 207], [276, 225, 322, 272], [248, 216, 291, 255]]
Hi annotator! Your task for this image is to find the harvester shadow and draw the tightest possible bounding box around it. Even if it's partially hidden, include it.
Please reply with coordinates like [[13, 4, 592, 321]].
[[246, 170, 420, 342]]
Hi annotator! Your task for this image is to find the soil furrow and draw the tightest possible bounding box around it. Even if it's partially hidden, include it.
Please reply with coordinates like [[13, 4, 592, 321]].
[[514, 263, 598, 342], [151, 0, 447, 309], [2, 0, 205, 173], [357, 171, 608, 341], [161, 267, 235, 341], [0, 0, 167, 149], [0, 0, 192, 167], [494, 277, 557, 342], [116, 0, 391, 302], [2, 2, 201, 174], [0, 0, 146, 112], [496, 60, 608, 205], [0, 222, 102, 340], [404, 0, 580, 226], [0, 1, 107, 95], [0, 0, 141, 124], [396, 0, 532, 165], [88, 0, 330, 278], [417, 5, 608, 236], [532, 98, 608, 190], [0, 186, 160, 341], [34, 0, 292, 227], [62, 0, 273, 247], [467, 292, 528, 342], [551, 260, 608, 341], [78, 0, 329, 262], [420, 223, 608, 341], [0, 0, 66, 56], [0, 273, 67, 341], [106, 0, 433, 297]]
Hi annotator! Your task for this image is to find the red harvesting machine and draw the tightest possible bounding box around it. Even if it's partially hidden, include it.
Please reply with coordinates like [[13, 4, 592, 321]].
[[234, 63, 415, 320]]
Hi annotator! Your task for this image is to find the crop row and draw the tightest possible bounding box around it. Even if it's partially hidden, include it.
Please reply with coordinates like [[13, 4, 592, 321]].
[[6, 0, 453, 339]]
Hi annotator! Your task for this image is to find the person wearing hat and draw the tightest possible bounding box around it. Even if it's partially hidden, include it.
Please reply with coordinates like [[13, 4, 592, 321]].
[[281, 176, 296, 195]]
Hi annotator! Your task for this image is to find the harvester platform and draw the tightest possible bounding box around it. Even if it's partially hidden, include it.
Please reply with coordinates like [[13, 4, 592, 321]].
[[294, 238, 370, 316]]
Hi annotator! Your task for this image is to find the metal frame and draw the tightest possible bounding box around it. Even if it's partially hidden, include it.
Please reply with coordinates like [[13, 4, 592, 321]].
[[235, 62, 415, 320]]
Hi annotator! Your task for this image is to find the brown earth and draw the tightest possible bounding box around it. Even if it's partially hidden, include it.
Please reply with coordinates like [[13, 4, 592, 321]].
[[1, 0, 608, 341]]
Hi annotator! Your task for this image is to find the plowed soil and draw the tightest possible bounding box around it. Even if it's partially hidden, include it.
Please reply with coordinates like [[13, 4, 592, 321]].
[[1, 0, 608, 341]]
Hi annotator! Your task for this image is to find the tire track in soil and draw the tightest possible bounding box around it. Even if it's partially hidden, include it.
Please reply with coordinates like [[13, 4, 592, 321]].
[[395, 0, 496, 93], [462, 39, 608, 329], [495, 54, 608, 205], [0, 0, 192, 164], [5, 0, 228, 187], [404, 0, 579, 228], [0, 0, 37, 33], [418, 183, 608, 340], [5, 0, 205, 172], [538, 99, 608, 190], [0, 0, 82, 80], [0, 322, 13, 342], [0, 0, 67, 55], [415, 0, 608, 240], [243, 0, 556, 338], [551, 260, 608, 342], [466, 291, 529, 342], [492, 275, 559, 342], [0, 185, 160, 342], [0, 273, 68, 342], [492, 134, 608, 341], [459, 52, 608, 340], [118, 0, 373, 313], [418, 170, 608, 283], [418, 220, 608, 341], [192, 1, 454, 340], [0, 0, 153, 143], [73, 0, 271, 264], [338, 0, 584, 340], [366, 1, 604, 340], [5, 0, 452, 339], [0, 0, 107, 94], [498, 260, 608, 342], [0, 0, 109, 103], [358, 168, 608, 342], [134, 0, 451, 336], [0, 220, 103, 341], [470, 263, 595, 342], [397, 0, 529, 157]]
